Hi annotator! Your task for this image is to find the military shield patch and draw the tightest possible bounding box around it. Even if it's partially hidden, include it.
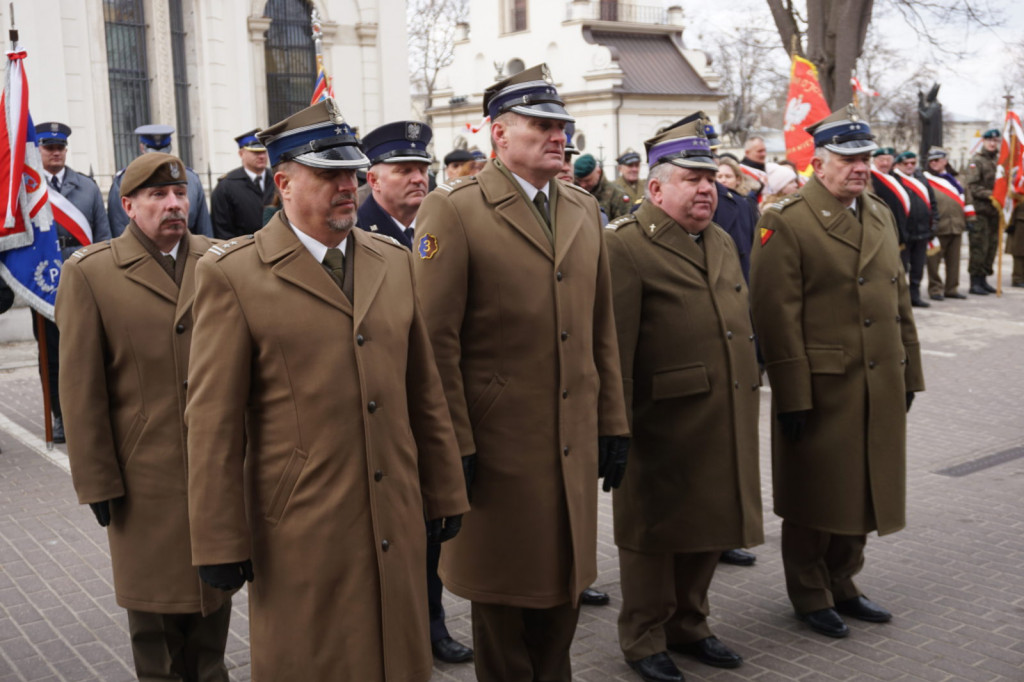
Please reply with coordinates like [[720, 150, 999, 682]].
[[418, 233, 439, 259], [760, 227, 775, 246]]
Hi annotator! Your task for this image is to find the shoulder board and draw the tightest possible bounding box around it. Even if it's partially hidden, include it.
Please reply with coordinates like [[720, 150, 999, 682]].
[[564, 183, 591, 196], [435, 176, 478, 195], [608, 214, 637, 231], [764, 194, 803, 213], [68, 241, 112, 261], [204, 235, 256, 260], [368, 232, 404, 248]]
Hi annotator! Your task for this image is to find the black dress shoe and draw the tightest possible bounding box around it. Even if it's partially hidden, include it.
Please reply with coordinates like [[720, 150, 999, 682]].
[[669, 636, 742, 669], [982, 279, 997, 293], [580, 587, 610, 606], [910, 297, 931, 308], [626, 652, 683, 682], [719, 548, 756, 566], [835, 595, 892, 623], [946, 291, 967, 298], [1013, 282, 1024, 288], [432, 636, 473, 663], [52, 415, 66, 444], [929, 293, 944, 301], [798, 608, 849, 638]]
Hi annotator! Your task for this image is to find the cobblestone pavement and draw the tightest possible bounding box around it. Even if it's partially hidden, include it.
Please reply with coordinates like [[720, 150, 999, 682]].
[[1, 250, 1023, 681]]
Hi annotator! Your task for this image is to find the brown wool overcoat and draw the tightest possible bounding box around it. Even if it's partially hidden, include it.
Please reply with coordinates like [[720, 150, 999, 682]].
[[55, 227, 226, 615], [413, 160, 629, 609], [185, 216, 468, 681], [606, 202, 763, 553], [750, 176, 925, 537]]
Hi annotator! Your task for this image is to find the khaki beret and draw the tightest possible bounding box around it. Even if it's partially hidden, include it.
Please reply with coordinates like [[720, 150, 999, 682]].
[[120, 152, 187, 198]]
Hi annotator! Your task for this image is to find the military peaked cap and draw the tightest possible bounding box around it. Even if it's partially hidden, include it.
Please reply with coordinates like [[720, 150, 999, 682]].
[[483, 63, 573, 122], [135, 124, 174, 151], [258, 98, 368, 169], [644, 111, 718, 172], [804, 105, 877, 155], [361, 121, 432, 166], [36, 122, 71, 146]]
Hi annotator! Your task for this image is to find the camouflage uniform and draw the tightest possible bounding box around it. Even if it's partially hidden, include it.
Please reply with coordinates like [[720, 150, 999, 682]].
[[965, 148, 999, 277], [590, 173, 632, 221]]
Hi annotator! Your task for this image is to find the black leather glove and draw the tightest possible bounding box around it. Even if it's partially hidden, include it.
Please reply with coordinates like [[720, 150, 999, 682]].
[[906, 392, 915, 413], [598, 435, 629, 492], [88, 500, 113, 527], [777, 410, 810, 442], [965, 221, 976, 233], [198, 560, 254, 590], [426, 515, 463, 544], [461, 454, 476, 503], [1006, 221, 1016, 236]]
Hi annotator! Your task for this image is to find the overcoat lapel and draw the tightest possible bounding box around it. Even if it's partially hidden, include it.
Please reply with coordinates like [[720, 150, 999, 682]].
[[858, 199, 887, 273], [174, 241, 204, 324], [256, 214, 353, 316], [350, 230, 386, 330], [477, 163, 554, 261], [802, 177, 861, 252], [553, 185, 584, 267], [113, 228, 178, 305], [639, 203, 706, 272], [704, 224, 725, 287]]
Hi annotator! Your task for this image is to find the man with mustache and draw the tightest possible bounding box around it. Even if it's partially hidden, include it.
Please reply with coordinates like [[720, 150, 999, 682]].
[[55, 153, 232, 681], [751, 106, 924, 639], [184, 99, 468, 681]]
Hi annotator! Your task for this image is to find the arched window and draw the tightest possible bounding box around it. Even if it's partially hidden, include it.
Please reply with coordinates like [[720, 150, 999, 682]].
[[264, 0, 317, 126], [104, 0, 150, 169], [507, 59, 525, 76]]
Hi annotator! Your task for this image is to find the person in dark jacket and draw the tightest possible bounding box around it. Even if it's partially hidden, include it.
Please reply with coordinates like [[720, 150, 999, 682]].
[[209, 129, 275, 239], [870, 147, 909, 244], [893, 151, 937, 307]]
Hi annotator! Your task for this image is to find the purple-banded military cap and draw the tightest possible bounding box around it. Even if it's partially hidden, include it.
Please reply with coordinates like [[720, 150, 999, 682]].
[[483, 63, 573, 122], [258, 98, 368, 170], [644, 111, 718, 172], [361, 120, 432, 166], [805, 104, 877, 155]]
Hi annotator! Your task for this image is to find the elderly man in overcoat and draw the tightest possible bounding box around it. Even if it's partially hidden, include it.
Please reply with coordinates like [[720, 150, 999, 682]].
[[607, 114, 763, 682], [413, 64, 630, 681], [751, 106, 925, 639], [56, 153, 230, 681], [184, 99, 468, 681]]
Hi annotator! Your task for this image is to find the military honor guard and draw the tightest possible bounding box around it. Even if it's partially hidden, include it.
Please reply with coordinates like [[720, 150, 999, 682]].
[[354, 119, 475, 664], [184, 99, 468, 681], [751, 106, 925, 638], [209, 129, 274, 239], [892, 151, 937, 307], [107, 124, 213, 238], [966, 128, 1002, 294], [55, 153, 231, 681], [612, 149, 644, 199], [356, 120, 432, 250], [923, 147, 972, 300], [574, 152, 633, 220], [413, 64, 630, 681], [33, 121, 110, 443], [606, 114, 763, 682]]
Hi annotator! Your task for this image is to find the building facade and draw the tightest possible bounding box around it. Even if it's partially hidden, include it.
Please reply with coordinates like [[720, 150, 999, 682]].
[[9, 0, 409, 193], [427, 0, 723, 180]]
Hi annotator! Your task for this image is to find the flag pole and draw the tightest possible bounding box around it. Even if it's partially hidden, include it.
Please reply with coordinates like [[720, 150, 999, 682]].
[[310, 9, 329, 99]]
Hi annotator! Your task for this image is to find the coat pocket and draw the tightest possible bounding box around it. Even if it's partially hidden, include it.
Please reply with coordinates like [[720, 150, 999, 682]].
[[806, 346, 847, 375], [265, 448, 309, 525], [469, 373, 508, 427], [119, 412, 148, 469], [651, 364, 710, 400]]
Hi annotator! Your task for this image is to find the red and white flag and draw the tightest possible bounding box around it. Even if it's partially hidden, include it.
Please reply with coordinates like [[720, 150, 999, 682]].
[[851, 76, 879, 97], [465, 115, 490, 134], [992, 110, 1024, 227]]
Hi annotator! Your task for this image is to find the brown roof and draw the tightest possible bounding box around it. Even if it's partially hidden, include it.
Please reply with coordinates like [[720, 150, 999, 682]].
[[587, 30, 718, 96]]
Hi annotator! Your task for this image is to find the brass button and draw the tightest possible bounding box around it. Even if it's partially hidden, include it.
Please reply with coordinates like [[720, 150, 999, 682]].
[[562, 446, 569, 456], [868, 361, 876, 369], [735, 283, 742, 292], [726, 331, 733, 339], [182, 380, 188, 388], [864, 319, 872, 327]]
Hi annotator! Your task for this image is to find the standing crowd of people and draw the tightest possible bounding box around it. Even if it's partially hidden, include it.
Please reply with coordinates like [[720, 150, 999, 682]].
[[42, 62, 966, 682]]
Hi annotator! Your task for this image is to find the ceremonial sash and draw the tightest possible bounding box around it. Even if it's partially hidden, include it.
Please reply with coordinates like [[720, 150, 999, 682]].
[[894, 169, 931, 208], [924, 171, 975, 219], [871, 168, 910, 215]]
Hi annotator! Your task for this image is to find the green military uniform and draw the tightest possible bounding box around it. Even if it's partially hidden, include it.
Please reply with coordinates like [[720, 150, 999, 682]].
[[1008, 195, 1024, 286], [965, 146, 999, 278], [592, 173, 632, 221], [612, 175, 643, 201]]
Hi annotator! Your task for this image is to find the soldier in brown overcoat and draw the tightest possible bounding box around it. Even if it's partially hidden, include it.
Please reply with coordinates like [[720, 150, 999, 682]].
[[751, 106, 925, 639], [56, 153, 231, 681], [606, 114, 763, 682], [923, 147, 971, 300], [184, 100, 469, 681], [413, 64, 630, 681]]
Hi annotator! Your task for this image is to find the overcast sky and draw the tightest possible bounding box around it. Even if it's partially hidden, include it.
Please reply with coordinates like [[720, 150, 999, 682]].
[[677, 0, 1024, 123]]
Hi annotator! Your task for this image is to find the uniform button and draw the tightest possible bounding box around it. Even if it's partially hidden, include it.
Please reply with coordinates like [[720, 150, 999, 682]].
[[182, 379, 188, 388], [735, 283, 742, 292], [751, 384, 759, 391], [868, 361, 876, 369], [864, 319, 872, 327], [374, 470, 383, 482], [556, 271, 563, 281], [356, 334, 365, 346], [726, 331, 733, 339], [562, 390, 568, 399], [368, 401, 377, 413], [895, 315, 902, 322], [381, 540, 390, 551], [175, 323, 185, 334], [899, 359, 906, 366], [734, 381, 740, 389], [891, 276, 898, 283], [561, 331, 569, 341], [858, 277, 865, 285], [748, 334, 755, 341], [563, 446, 569, 456]]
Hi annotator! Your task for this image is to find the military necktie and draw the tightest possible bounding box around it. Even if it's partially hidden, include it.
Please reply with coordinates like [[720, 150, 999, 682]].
[[532, 191, 549, 227], [323, 248, 345, 290], [255, 175, 263, 194], [405, 227, 415, 243], [50, 175, 60, 192]]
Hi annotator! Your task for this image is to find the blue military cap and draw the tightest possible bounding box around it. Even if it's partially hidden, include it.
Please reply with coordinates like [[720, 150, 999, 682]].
[[257, 98, 368, 169], [135, 124, 175, 151], [361, 120, 432, 166], [616, 149, 641, 165], [483, 63, 573, 122], [235, 128, 266, 151], [982, 128, 1001, 139], [565, 122, 580, 156], [470, 149, 486, 161], [36, 122, 71, 146], [644, 111, 718, 172], [804, 104, 877, 155], [703, 123, 722, 150]]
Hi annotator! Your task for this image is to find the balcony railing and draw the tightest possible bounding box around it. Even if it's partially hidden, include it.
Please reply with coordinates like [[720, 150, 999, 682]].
[[566, 1, 670, 25]]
